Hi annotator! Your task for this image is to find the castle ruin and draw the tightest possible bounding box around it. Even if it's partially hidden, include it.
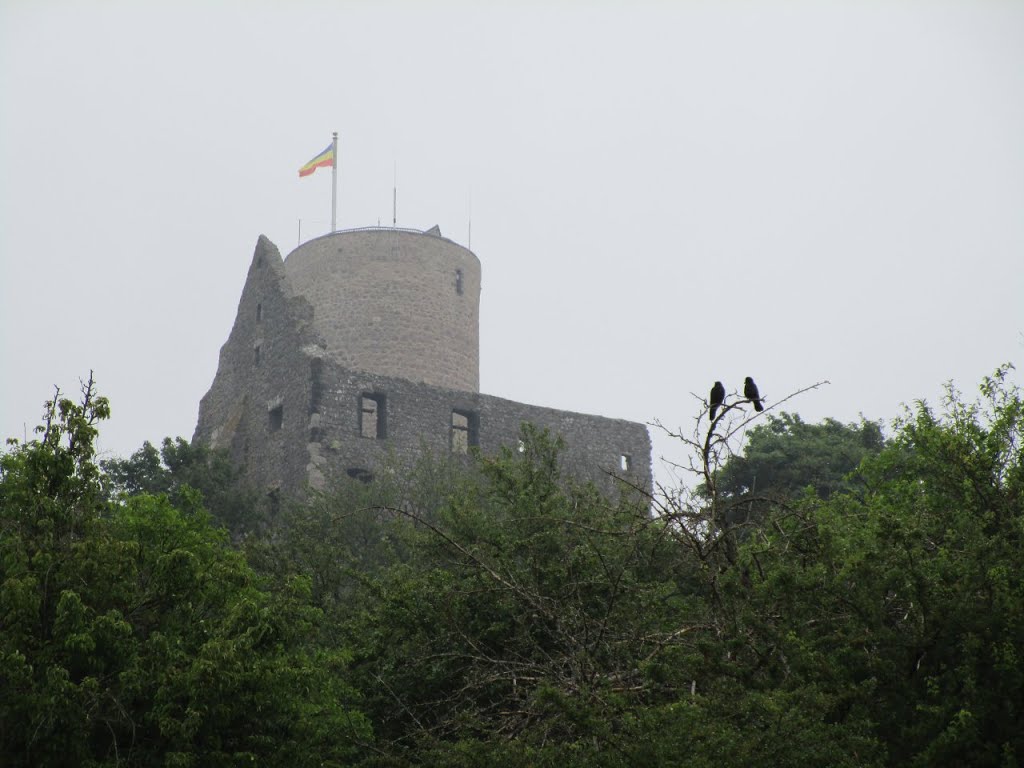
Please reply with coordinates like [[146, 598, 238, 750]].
[[194, 227, 651, 496]]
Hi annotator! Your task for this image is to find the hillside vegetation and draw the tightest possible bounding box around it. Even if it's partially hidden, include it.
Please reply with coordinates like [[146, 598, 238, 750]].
[[2, 367, 1022, 767]]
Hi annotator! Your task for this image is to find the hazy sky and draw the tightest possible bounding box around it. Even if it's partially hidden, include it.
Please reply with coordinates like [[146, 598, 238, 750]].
[[2, 1, 1022, 485]]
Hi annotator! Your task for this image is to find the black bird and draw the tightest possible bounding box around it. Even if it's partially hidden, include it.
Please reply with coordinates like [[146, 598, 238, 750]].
[[744, 376, 764, 412], [709, 381, 725, 421]]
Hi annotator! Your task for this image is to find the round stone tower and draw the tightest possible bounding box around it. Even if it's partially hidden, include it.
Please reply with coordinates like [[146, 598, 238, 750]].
[[283, 227, 481, 392]]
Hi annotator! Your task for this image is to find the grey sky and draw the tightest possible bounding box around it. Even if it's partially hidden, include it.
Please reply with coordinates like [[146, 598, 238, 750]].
[[2, 1, 1022, 485]]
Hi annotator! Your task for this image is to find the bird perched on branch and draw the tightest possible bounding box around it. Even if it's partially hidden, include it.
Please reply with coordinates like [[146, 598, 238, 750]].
[[744, 376, 764, 412], [709, 381, 725, 421]]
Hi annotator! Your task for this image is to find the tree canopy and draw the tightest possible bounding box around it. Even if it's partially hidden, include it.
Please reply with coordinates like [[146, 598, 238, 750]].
[[3, 367, 1022, 766], [713, 411, 885, 500], [102, 436, 262, 537], [0, 379, 369, 767]]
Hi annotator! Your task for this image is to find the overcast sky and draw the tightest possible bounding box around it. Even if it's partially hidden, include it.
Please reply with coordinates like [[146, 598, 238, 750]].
[[2, 1, 1022, 486]]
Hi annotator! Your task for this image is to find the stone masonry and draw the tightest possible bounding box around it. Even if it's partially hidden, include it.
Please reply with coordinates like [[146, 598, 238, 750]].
[[194, 228, 651, 497], [285, 227, 480, 392]]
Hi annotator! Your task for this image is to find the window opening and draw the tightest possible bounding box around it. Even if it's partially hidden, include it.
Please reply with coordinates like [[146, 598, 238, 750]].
[[256, 302, 262, 322], [254, 345, 261, 365], [620, 454, 632, 472], [346, 467, 374, 484], [309, 358, 323, 415], [451, 409, 479, 453], [360, 393, 387, 439], [455, 269, 464, 295], [269, 404, 283, 431], [451, 412, 468, 454]]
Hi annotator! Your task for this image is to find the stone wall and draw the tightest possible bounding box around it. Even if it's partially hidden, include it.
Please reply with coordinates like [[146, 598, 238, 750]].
[[302, 357, 652, 495], [195, 232, 651, 499], [195, 235, 319, 492], [283, 228, 481, 392]]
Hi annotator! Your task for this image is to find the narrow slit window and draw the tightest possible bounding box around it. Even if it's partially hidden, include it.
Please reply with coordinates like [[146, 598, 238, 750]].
[[455, 269, 464, 296], [269, 404, 283, 432], [620, 454, 632, 472], [256, 302, 262, 322], [254, 345, 261, 365], [451, 411, 468, 454], [360, 394, 386, 439], [451, 409, 479, 453]]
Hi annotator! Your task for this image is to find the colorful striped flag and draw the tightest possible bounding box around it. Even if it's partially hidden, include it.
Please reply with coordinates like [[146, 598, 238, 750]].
[[298, 143, 335, 178]]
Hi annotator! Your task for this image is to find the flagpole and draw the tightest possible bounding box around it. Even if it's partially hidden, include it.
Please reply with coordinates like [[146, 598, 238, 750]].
[[331, 132, 338, 232]]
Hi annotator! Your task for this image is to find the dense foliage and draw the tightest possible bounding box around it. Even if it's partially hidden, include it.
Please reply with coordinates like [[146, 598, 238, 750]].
[[102, 437, 263, 537], [713, 412, 885, 500], [0, 381, 369, 767], [2, 367, 1022, 766]]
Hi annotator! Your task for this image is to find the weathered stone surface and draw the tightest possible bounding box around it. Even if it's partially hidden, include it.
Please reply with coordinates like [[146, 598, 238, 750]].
[[284, 227, 480, 392], [194, 229, 651, 498]]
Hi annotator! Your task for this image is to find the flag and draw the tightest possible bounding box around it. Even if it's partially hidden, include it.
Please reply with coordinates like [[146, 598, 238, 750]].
[[298, 143, 335, 178]]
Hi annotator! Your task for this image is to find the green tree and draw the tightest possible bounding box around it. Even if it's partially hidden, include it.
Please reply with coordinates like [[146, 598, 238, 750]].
[[722, 366, 1024, 767], [103, 436, 263, 537], [326, 428, 674, 759], [1, 378, 370, 767], [714, 412, 885, 501], [313, 425, 881, 766]]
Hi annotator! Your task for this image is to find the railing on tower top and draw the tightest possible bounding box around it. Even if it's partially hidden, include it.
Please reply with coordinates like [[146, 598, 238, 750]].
[[334, 225, 428, 235]]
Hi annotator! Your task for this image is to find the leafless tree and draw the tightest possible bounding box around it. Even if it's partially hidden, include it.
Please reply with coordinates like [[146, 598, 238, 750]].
[[647, 380, 829, 570]]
